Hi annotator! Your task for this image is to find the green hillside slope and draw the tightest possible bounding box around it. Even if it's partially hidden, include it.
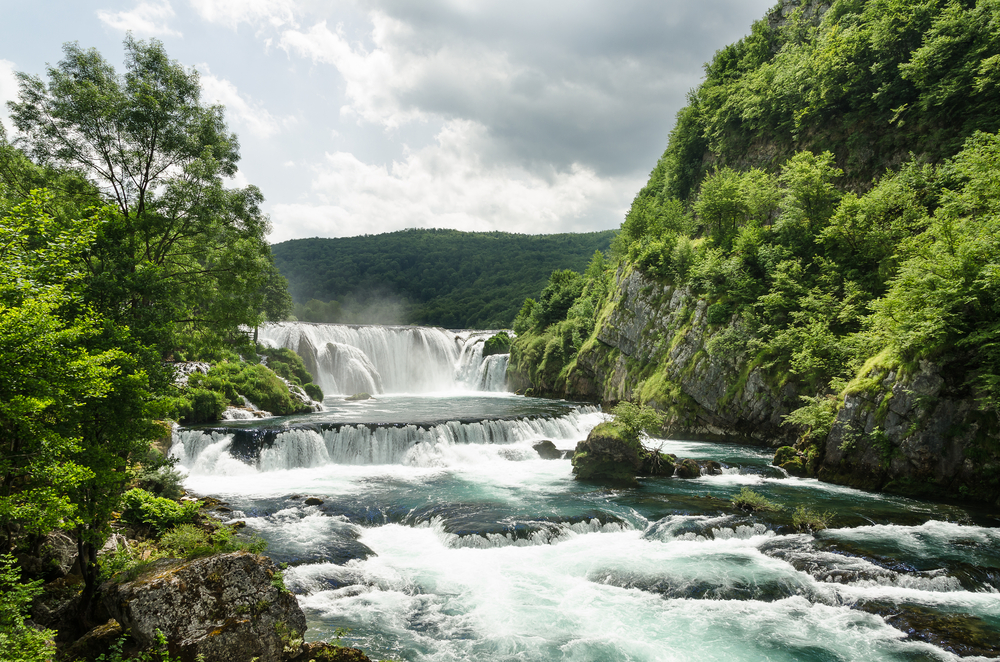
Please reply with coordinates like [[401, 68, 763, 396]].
[[272, 228, 616, 329]]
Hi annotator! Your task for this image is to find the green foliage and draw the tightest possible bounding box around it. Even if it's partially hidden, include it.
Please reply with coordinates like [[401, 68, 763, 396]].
[[158, 522, 266, 559], [273, 229, 615, 329], [792, 505, 834, 532], [782, 395, 840, 442], [121, 488, 198, 534], [609, 402, 665, 444], [0, 555, 55, 662], [731, 487, 783, 513], [482, 332, 512, 356], [95, 630, 181, 662]]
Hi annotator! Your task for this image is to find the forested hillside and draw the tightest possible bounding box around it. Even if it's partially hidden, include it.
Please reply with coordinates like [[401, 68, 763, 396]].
[[510, 0, 1000, 503], [272, 229, 616, 329]]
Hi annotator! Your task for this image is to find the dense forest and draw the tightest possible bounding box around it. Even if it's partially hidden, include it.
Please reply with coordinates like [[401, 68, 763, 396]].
[[272, 229, 615, 329], [510, 0, 1000, 497], [0, 37, 306, 659]]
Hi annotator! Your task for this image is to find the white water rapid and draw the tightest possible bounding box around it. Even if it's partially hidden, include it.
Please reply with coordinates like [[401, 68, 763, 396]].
[[257, 322, 510, 395]]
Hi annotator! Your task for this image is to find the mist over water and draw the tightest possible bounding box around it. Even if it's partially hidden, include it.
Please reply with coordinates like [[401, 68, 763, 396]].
[[175, 323, 1000, 662]]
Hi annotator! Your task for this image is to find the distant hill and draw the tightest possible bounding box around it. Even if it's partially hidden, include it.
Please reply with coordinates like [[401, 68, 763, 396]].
[[271, 229, 617, 329]]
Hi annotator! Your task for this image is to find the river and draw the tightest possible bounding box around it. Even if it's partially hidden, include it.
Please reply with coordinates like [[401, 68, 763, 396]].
[[170, 323, 1000, 661]]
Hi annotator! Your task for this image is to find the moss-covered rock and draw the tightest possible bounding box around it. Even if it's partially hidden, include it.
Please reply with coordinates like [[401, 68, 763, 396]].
[[345, 392, 372, 401], [674, 458, 701, 478], [101, 551, 305, 662], [571, 422, 642, 484], [483, 332, 512, 357], [773, 445, 808, 476]]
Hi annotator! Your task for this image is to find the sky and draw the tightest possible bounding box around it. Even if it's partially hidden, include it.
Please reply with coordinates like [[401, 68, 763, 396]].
[[0, 0, 774, 243]]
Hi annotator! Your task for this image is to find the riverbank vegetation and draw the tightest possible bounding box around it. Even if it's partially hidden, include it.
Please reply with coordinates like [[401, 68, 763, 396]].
[[511, 0, 1000, 497], [0, 36, 296, 659], [273, 229, 615, 329]]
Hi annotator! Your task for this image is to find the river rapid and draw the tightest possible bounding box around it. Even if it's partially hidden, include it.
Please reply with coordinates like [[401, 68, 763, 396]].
[[170, 323, 1000, 661]]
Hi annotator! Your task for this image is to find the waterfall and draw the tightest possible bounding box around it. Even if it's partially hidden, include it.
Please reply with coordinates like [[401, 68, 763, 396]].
[[258, 322, 510, 395], [172, 407, 604, 473]]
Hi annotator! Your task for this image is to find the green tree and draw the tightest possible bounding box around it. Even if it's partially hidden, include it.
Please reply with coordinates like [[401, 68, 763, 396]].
[[9, 36, 276, 354]]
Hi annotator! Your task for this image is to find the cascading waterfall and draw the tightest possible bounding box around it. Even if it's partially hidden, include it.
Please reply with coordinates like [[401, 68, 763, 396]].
[[258, 322, 510, 395], [172, 406, 604, 473]]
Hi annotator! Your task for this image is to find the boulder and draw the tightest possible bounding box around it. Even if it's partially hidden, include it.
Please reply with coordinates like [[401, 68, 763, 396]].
[[101, 551, 305, 662], [345, 392, 372, 401], [640, 451, 676, 477], [63, 619, 123, 661], [773, 446, 808, 477], [699, 460, 723, 476], [304, 497, 324, 506], [532, 440, 563, 459], [674, 458, 701, 478], [571, 422, 642, 484]]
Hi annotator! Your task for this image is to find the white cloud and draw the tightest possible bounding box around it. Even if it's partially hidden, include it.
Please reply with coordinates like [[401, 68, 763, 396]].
[[189, 0, 298, 30], [0, 59, 18, 134], [198, 66, 292, 139], [267, 119, 639, 242], [279, 14, 511, 130], [97, 0, 181, 37]]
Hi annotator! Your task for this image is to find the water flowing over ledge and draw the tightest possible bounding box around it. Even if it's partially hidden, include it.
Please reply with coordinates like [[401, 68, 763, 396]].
[[171, 405, 605, 474], [257, 322, 510, 395]]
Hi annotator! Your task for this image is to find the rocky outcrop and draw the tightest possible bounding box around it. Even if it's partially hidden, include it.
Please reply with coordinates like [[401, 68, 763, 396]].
[[819, 360, 1000, 502], [102, 552, 305, 662], [512, 264, 1000, 504], [571, 422, 675, 484], [519, 266, 799, 444]]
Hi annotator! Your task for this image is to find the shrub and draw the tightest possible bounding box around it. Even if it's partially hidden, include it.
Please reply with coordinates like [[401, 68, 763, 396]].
[[159, 523, 266, 559], [731, 487, 783, 512], [483, 332, 512, 356], [609, 401, 665, 444], [304, 383, 324, 402], [0, 555, 54, 662], [792, 505, 834, 532], [183, 388, 228, 424], [120, 488, 198, 534]]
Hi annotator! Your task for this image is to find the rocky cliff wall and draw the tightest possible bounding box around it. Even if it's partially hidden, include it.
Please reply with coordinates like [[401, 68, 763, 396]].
[[510, 265, 1000, 504]]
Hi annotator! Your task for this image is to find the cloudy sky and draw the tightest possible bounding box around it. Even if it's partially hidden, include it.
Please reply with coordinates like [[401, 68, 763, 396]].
[[0, 0, 774, 243]]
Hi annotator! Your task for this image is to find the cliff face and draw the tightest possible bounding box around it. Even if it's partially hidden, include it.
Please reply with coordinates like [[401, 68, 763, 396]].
[[510, 266, 1000, 504]]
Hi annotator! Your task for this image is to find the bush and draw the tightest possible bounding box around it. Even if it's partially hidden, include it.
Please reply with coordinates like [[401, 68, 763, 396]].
[[159, 523, 266, 559], [303, 383, 324, 402], [609, 402, 665, 444], [483, 332, 512, 356], [120, 488, 198, 534], [182, 388, 228, 424], [792, 505, 834, 532], [731, 487, 783, 512], [0, 555, 54, 662]]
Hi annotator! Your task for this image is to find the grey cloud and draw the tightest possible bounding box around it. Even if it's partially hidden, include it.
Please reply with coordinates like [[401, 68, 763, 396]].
[[354, 0, 775, 176]]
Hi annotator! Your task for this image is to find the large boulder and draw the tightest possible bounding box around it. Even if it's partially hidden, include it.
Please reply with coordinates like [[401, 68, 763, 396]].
[[101, 551, 305, 662], [674, 458, 701, 478], [571, 422, 643, 484], [533, 440, 563, 459]]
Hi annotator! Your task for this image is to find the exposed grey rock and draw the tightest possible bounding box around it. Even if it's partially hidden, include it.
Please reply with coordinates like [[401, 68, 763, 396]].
[[533, 440, 563, 459], [102, 551, 305, 662]]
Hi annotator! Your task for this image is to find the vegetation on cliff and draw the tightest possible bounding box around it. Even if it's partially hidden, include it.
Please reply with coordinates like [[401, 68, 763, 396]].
[[511, 0, 1000, 503]]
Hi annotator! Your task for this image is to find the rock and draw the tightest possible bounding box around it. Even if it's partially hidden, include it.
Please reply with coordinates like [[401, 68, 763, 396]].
[[63, 619, 123, 661], [640, 451, 676, 476], [571, 422, 642, 484], [304, 497, 324, 506], [674, 458, 701, 479], [699, 460, 723, 476], [773, 446, 808, 477], [533, 440, 563, 459], [100, 533, 131, 556], [102, 551, 305, 662], [345, 392, 372, 401], [290, 642, 373, 661]]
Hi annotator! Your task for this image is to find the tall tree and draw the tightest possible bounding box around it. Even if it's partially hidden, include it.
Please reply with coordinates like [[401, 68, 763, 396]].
[[9, 36, 276, 353]]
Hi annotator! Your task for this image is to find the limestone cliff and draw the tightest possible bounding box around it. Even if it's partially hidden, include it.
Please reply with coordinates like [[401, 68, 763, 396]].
[[510, 265, 1000, 505]]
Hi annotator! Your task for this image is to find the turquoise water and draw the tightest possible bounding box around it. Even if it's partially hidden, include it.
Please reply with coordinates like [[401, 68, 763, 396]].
[[173, 394, 1000, 661]]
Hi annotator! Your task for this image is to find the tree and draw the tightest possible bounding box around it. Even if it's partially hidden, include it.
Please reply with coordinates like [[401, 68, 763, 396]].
[[9, 36, 275, 353]]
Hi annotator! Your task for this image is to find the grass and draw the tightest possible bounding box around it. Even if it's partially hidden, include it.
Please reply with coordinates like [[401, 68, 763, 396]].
[[731, 487, 783, 513], [792, 505, 834, 532]]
